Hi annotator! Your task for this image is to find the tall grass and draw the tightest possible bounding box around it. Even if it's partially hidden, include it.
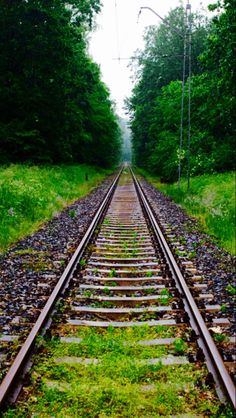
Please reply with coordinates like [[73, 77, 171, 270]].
[[0, 164, 112, 252], [139, 170, 235, 255]]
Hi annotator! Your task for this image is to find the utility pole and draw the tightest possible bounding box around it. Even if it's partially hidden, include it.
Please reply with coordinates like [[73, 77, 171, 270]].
[[187, 1, 192, 191], [178, 7, 187, 190], [139, 3, 191, 190]]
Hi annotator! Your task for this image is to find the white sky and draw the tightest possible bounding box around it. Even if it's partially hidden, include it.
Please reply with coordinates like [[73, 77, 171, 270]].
[[89, 0, 212, 117]]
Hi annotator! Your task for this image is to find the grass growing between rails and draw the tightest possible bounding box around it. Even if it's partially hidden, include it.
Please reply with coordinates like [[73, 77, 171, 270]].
[[4, 326, 233, 418], [0, 164, 112, 253], [139, 170, 235, 255]]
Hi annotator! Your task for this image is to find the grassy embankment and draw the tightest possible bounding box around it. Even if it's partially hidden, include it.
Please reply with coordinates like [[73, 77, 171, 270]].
[[0, 164, 112, 253], [139, 170, 235, 255]]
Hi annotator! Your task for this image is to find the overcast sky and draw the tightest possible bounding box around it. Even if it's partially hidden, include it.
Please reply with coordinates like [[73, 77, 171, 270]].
[[89, 0, 212, 117]]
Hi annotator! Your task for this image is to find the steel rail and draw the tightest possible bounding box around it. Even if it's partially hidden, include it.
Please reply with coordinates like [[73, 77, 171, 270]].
[[0, 168, 123, 409], [130, 167, 236, 409]]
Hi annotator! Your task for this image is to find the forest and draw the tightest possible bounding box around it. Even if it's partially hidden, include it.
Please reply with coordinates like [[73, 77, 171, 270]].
[[0, 0, 235, 178], [128, 0, 235, 182], [0, 0, 121, 167]]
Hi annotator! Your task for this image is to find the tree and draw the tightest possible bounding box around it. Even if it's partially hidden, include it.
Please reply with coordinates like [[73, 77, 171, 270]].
[[199, 0, 236, 171], [0, 0, 121, 166], [128, 2, 235, 181], [128, 6, 209, 175]]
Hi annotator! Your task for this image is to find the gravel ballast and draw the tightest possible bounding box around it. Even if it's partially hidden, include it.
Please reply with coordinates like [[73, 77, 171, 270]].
[[0, 172, 235, 358], [0, 174, 116, 337], [139, 177, 235, 335]]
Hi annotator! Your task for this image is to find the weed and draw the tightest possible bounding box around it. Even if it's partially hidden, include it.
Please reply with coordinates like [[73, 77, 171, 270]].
[[146, 271, 153, 277], [143, 287, 156, 295], [14, 248, 45, 256], [22, 257, 53, 272], [79, 259, 87, 268], [82, 290, 94, 298], [101, 301, 114, 308], [139, 311, 157, 320], [159, 296, 170, 306], [107, 281, 118, 287], [91, 301, 114, 308], [4, 326, 228, 417], [188, 250, 196, 259], [175, 248, 187, 257], [68, 209, 76, 218], [213, 333, 229, 344], [226, 284, 236, 296], [160, 289, 172, 298], [109, 268, 117, 278], [220, 304, 227, 313], [173, 338, 187, 355], [103, 287, 110, 295], [56, 301, 65, 314], [159, 289, 172, 306]]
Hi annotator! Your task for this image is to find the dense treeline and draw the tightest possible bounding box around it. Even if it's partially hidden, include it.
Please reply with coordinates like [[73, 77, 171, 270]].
[[0, 0, 121, 167], [128, 1, 235, 182]]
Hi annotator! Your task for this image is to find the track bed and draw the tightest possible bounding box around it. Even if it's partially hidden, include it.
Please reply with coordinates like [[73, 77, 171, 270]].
[[0, 168, 235, 416]]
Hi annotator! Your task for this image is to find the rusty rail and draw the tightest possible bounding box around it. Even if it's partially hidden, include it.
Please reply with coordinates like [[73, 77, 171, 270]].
[[131, 167, 236, 409], [0, 166, 235, 411], [0, 168, 122, 409]]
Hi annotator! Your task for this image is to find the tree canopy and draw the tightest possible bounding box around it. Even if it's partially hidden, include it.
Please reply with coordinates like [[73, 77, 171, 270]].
[[0, 0, 121, 166], [128, 1, 235, 181]]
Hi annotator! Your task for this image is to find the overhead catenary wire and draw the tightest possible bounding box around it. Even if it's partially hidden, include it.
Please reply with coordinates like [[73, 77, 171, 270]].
[[114, 0, 121, 62], [112, 54, 186, 61]]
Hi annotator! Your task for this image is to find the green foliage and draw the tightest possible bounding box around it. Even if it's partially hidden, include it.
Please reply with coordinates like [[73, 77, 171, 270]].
[[4, 326, 228, 417], [68, 209, 76, 219], [128, 1, 235, 180], [79, 259, 87, 268], [173, 338, 188, 355], [0, 164, 111, 252], [213, 333, 229, 344], [226, 284, 236, 296], [109, 268, 117, 278], [128, 6, 209, 175], [220, 304, 227, 313], [143, 170, 235, 255], [0, 0, 121, 166]]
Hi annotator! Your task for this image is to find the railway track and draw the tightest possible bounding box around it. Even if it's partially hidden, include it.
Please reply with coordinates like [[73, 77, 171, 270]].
[[0, 166, 235, 415]]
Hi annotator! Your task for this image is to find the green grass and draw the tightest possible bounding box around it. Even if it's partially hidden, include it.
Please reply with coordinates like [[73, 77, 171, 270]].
[[4, 326, 232, 417], [0, 164, 112, 253], [139, 170, 235, 255]]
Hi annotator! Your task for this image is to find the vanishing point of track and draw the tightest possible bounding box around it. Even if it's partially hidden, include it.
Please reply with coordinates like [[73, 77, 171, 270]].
[[0, 166, 235, 411]]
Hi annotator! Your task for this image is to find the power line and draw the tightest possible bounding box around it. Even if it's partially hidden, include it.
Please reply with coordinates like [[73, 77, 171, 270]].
[[112, 54, 185, 61], [114, 0, 121, 62]]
